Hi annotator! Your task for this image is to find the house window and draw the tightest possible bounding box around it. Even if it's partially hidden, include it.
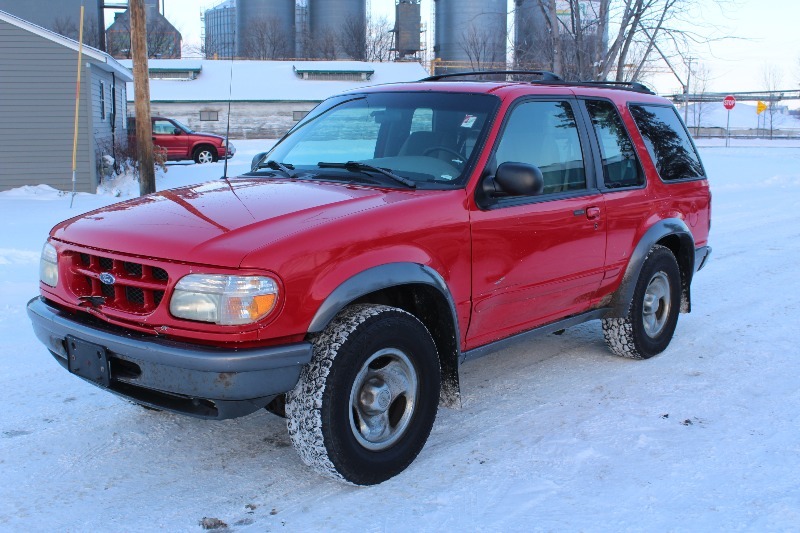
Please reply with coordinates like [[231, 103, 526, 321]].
[[293, 111, 309, 121], [99, 81, 106, 120], [200, 111, 219, 121]]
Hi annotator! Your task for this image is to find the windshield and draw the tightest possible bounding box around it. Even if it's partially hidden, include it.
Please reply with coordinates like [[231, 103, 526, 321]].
[[260, 92, 499, 188], [172, 118, 194, 133]]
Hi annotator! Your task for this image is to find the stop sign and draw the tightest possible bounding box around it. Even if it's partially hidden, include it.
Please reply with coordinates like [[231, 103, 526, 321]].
[[723, 95, 736, 110]]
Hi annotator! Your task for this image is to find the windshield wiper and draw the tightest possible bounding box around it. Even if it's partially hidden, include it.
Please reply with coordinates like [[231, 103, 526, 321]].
[[317, 161, 416, 188], [255, 159, 298, 178]]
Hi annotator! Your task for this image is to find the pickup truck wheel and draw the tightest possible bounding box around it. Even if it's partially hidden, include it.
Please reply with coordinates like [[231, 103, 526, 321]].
[[286, 304, 440, 485], [193, 146, 216, 164], [602, 245, 681, 359]]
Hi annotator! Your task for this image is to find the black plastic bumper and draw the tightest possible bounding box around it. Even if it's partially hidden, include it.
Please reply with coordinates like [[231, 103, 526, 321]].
[[695, 246, 712, 272], [27, 297, 312, 420]]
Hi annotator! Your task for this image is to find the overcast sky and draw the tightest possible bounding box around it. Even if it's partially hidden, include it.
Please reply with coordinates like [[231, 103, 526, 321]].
[[110, 0, 799, 98]]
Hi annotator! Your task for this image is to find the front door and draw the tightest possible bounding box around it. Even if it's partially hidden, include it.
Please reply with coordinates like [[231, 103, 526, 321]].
[[468, 98, 607, 349], [152, 119, 188, 160]]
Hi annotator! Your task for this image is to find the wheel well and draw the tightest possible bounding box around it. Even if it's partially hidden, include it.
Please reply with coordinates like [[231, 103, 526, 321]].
[[193, 144, 217, 157], [350, 284, 460, 408], [656, 233, 693, 313]]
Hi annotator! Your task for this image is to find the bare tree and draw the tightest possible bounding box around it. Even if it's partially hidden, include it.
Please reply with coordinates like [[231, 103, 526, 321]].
[[338, 16, 367, 60], [690, 63, 711, 136], [367, 15, 394, 62], [762, 65, 784, 139], [241, 16, 292, 59], [106, 14, 181, 59], [304, 28, 338, 60], [515, 0, 729, 82], [51, 15, 101, 49], [460, 23, 506, 72]]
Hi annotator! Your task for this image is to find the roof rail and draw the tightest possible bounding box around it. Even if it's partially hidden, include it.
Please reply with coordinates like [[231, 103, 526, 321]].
[[421, 70, 563, 82], [576, 80, 655, 95]]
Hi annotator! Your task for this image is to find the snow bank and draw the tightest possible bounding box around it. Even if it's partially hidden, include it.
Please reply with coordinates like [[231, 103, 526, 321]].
[[1, 139, 799, 531]]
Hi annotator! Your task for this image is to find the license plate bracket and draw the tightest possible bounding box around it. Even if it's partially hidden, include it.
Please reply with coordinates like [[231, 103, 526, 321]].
[[66, 336, 110, 387]]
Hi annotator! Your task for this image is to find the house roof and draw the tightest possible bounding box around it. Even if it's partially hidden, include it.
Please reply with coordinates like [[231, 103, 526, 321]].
[[0, 9, 133, 81], [118, 59, 430, 103]]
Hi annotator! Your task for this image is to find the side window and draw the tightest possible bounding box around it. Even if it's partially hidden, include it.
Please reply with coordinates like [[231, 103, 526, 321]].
[[585, 100, 643, 188], [494, 100, 586, 194], [629, 104, 705, 181], [153, 120, 176, 135]]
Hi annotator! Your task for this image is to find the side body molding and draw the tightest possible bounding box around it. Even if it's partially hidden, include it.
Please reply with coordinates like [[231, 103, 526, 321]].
[[607, 218, 696, 317]]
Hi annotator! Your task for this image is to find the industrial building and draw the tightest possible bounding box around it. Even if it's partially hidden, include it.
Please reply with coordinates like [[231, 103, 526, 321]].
[[106, 0, 182, 59], [0, 0, 103, 48], [204, 0, 236, 59], [120, 59, 428, 138], [514, 0, 609, 79], [433, 0, 507, 72], [203, 0, 421, 61]]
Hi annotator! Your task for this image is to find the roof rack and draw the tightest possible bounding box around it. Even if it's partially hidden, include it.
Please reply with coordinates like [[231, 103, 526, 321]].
[[421, 70, 563, 82], [576, 80, 655, 95]]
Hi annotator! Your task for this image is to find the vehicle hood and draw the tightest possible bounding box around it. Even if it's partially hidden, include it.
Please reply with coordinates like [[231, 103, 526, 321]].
[[52, 178, 414, 268], [193, 131, 225, 142]]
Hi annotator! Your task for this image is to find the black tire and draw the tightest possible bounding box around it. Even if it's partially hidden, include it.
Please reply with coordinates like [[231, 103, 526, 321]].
[[286, 304, 441, 485], [193, 145, 217, 164], [602, 245, 681, 359]]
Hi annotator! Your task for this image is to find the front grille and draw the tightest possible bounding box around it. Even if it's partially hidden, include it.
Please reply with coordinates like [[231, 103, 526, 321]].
[[68, 252, 169, 314]]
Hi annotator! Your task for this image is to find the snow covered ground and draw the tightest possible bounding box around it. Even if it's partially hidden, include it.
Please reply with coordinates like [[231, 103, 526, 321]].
[[1, 139, 799, 531]]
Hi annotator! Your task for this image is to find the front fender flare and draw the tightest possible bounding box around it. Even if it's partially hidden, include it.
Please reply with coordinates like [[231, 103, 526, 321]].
[[307, 262, 460, 336], [307, 263, 463, 408]]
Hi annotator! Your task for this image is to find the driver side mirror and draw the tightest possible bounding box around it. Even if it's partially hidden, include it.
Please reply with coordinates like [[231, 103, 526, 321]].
[[251, 152, 268, 172], [172, 128, 181, 135], [482, 162, 544, 197]]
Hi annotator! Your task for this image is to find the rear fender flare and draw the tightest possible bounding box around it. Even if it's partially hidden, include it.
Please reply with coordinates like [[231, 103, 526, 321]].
[[608, 218, 695, 317]]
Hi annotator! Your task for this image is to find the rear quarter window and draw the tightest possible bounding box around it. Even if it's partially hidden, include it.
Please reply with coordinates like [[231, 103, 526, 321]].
[[629, 104, 705, 181]]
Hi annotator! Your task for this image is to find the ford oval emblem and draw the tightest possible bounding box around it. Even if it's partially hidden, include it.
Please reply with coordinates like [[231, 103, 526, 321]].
[[99, 272, 116, 285]]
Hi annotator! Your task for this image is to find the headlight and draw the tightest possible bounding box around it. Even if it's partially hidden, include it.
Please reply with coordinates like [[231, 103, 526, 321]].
[[39, 241, 58, 287], [169, 274, 278, 325]]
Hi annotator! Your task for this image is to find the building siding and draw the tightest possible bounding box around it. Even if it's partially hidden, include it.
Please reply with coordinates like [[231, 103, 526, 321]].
[[0, 18, 127, 193], [148, 101, 319, 139]]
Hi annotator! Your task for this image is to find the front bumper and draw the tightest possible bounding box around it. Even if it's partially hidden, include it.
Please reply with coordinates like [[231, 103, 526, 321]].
[[27, 297, 312, 420]]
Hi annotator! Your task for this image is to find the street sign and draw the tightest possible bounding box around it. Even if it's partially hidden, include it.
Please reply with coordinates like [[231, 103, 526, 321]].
[[723, 95, 736, 110], [757, 101, 768, 115]]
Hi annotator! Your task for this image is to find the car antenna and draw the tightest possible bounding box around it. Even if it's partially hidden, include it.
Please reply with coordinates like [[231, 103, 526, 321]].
[[221, 46, 234, 181]]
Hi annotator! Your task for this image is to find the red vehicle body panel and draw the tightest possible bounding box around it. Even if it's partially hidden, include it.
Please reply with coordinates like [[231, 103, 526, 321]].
[[42, 81, 710, 355]]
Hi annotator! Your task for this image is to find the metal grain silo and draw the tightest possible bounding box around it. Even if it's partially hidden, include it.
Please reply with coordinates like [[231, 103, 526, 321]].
[[434, 0, 507, 70], [236, 0, 296, 58], [308, 0, 367, 59], [513, 0, 548, 68]]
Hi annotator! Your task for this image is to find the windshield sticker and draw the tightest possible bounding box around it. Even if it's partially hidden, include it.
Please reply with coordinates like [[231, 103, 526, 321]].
[[440, 174, 456, 181], [461, 115, 477, 128]]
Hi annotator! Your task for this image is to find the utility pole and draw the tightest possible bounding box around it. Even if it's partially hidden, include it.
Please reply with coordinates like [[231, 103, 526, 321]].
[[130, 0, 156, 195], [684, 57, 693, 126]]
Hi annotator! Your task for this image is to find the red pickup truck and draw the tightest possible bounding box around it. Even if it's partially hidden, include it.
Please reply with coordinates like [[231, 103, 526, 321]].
[[127, 116, 235, 164], [30, 72, 710, 485]]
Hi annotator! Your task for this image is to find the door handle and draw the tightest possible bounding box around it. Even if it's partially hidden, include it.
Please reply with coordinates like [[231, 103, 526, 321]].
[[586, 206, 601, 220]]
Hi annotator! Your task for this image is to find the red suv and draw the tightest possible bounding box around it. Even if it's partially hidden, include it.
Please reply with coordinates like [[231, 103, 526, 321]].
[[128, 116, 235, 164], [30, 72, 711, 485]]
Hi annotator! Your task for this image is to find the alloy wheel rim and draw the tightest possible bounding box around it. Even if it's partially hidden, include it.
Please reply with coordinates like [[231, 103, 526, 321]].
[[642, 271, 671, 338], [348, 348, 418, 451], [198, 151, 213, 164]]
